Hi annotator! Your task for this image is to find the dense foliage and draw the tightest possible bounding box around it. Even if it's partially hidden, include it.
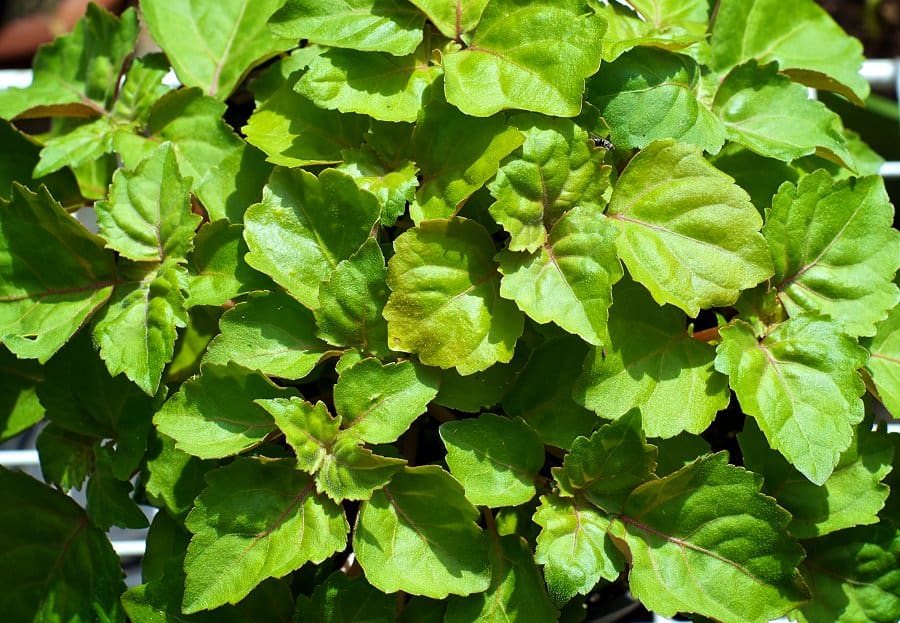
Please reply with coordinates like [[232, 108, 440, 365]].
[[0, 1, 898, 622]]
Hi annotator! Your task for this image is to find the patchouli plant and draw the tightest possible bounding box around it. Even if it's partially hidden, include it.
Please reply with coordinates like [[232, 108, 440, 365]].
[[0, 1, 898, 622]]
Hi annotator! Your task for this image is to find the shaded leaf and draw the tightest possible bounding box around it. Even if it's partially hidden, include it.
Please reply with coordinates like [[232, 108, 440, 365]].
[[336, 148, 418, 225], [0, 346, 44, 442], [295, 572, 396, 623]]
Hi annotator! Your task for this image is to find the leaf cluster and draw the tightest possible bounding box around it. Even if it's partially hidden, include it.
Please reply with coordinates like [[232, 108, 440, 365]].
[[0, 2, 898, 623]]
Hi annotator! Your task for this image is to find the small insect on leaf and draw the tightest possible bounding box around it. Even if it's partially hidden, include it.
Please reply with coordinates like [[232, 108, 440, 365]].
[[590, 134, 614, 150]]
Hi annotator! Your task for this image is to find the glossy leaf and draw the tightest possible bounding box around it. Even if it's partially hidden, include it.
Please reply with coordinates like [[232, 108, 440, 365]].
[[33, 115, 118, 178], [154, 363, 295, 459], [498, 206, 622, 347], [606, 139, 773, 316], [710, 0, 869, 104], [244, 168, 381, 309], [443, 0, 606, 117], [183, 457, 349, 612], [575, 279, 730, 438], [596, 2, 705, 63], [354, 465, 491, 598], [334, 357, 439, 444], [503, 335, 597, 449], [612, 453, 809, 623], [96, 143, 200, 263], [314, 237, 392, 358], [740, 418, 892, 538], [93, 261, 188, 395], [0, 468, 126, 623], [554, 411, 657, 513], [336, 148, 418, 225], [245, 82, 369, 167], [204, 291, 336, 380], [0, 185, 115, 361], [445, 534, 558, 622], [410, 101, 524, 222], [297, 47, 442, 123], [142, 0, 296, 99], [793, 524, 900, 623], [384, 218, 524, 374], [111, 52, 171, 124], [0, 5, 138, 119], [716, 317, 867, 485], [712, 62, 855, 167], [866, 307, 900, 418], [488, 113, 611, 252], [533, 494, 623, 605], [269, 0, 425, 55], [765, 171, 899, 337], [439, 414, 545, 507], [195, 143, 273, 224], [586, 48, 725, 152], [409, 0, 490, 38], [257, 398, 340, 473]]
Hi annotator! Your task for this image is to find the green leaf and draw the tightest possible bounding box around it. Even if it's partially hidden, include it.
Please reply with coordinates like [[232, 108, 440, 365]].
[[410, 101, 524, 222], [554, 411, 657, 513], [866, 307, 900, 418], [439, 413, 545, 507], [384, 218, 524, 374], [436, 350, 525, 413], [575, 279, 730, 438], [0, 467, 126, 623], [195, 143, 273, 223], [533, 494, 624, 606], [334, 357, 439, 444], [712, 62, 855, 167], [0, 185, 115, 361], [503, 335, 597, 449], [36, 424, 95, 490], [314, 237, 392, 358], [710, 143, 800, 213], [186, 221, 273, 307], [0, 120, 79, 203], [740, 418, 892, 538], [0, 347, 44, 442], [33, 115, 119, 178], [585, 48, 725, 153], [0, 5, 138, 119], [269, 0, 425, 55], [183, 457, 349, 612], [445, 534, 559, 622], [144, 432, 216, 518], [442, 0, 605, 117], [142, 0, 296, 100], [154, 363, 295, 459], [652, 433, 711, 476], [606, 139, 773, 316], [409, 0, 490, 38], [354, 465, 491, 598], [116, 89, 247, 212], [715, 316, 867, 485], [336, 148, 419, 225], [297, 46, 442, 123], [295, 572, 397, 623], [86, 445, 150, 531], [244, 72, 369, 168], [488, 113, 611, 253], [204, 291, 336, 380], [317, 434, 406, 501], [765, 171, 900, 337], [498, 206, 622, 347], [710, 0, 869, 104], [112, 52, 172, 124], [611, 453, 809, 623], [596, 2, 706, 63], [93, 261, 188, 395], [244, 168, 381, 309], [96, 143, 200, 262], [256, 397, 341, 473], [793, 524, 900, 623]]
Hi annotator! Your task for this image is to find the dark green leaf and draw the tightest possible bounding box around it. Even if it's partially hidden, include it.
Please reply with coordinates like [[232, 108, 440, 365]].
[[86, 445, 149, 531], [295, 572, 396, 623], [144, 431, 217, 518], [0, 346, 44, 441], [0, 467, 126, 623]]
